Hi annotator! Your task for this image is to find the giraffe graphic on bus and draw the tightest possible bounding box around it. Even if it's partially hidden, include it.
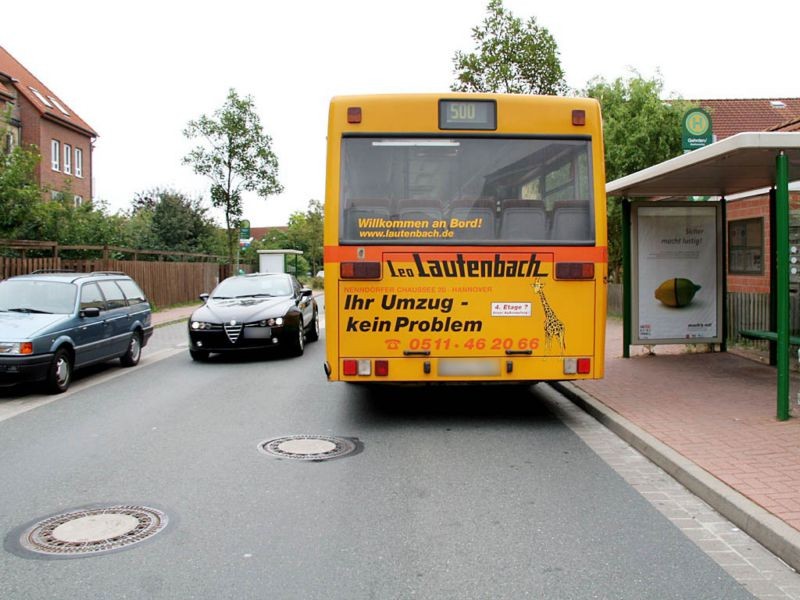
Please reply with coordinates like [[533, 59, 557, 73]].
[[532, 278, 566, 353]]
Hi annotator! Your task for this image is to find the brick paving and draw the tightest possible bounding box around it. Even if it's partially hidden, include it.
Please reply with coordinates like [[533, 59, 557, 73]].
[[575, 317, 800, 534]]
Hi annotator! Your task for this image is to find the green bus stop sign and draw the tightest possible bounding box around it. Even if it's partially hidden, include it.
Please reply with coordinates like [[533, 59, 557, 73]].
[[239, 219, 250, 239], [682, 108, 713, 151]]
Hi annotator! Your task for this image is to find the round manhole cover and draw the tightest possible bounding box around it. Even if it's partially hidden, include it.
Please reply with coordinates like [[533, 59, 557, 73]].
[[259, 435, 360, 461], [17, 505, 168, 558]]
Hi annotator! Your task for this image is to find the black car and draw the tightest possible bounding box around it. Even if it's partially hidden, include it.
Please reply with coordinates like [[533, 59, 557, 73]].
[[187, 273, 319, 361]]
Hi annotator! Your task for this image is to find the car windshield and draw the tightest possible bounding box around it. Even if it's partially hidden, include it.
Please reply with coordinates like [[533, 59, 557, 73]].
[[211, 275, 293, 299], [0, 280, 77, 314]]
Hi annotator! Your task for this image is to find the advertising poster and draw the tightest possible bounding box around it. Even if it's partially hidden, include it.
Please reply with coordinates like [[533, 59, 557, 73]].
[[633, 202, 722, 344]]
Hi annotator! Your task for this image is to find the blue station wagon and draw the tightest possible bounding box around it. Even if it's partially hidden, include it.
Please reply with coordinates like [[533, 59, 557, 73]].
[[0, 271, 153, 393]]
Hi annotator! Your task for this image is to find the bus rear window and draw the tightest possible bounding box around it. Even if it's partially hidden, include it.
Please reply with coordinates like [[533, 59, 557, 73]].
[[339, 137, 594, 245]]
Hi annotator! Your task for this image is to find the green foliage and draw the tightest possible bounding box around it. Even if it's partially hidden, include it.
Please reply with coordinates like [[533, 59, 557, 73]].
[[452, 0, 567, 95], [128, 188, 219, 255], [285, 199, 323, 276], [183, 88, 283, 266], [583, 72, 695, 278], [21, 194, 128, 247], [0, 130, 41, 237]]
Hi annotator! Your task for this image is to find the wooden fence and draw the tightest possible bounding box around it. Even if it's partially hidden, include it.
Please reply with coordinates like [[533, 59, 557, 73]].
[[0, 241, 240, 309]]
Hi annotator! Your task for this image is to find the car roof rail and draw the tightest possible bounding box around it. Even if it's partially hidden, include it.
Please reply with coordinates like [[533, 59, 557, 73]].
[[88, 271, 128, 276], [29, 269, 77, 274]]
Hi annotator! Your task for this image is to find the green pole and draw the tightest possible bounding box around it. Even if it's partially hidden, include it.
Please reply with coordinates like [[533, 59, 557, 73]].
[[622, 199, 632, 358], [776, 151, 790, 421]]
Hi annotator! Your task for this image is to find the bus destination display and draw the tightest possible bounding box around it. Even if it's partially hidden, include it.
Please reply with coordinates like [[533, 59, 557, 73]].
[[439, 100, 496, 130]]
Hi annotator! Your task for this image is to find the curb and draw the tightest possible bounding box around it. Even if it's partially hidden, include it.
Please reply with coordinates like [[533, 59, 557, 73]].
[[550, 380, 800, 573]]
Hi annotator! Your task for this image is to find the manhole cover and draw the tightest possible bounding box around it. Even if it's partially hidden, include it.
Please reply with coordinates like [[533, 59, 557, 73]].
[[17, 505, 168, 558], [259, 435, 360, 461]]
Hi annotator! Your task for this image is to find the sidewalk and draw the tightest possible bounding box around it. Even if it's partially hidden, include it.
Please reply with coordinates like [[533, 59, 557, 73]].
[[555, 317, 800, 571], [151, 304, 198, 327]]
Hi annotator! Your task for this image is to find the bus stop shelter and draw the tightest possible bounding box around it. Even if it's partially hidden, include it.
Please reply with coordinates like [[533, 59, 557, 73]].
[[607, 132, 800, 420]]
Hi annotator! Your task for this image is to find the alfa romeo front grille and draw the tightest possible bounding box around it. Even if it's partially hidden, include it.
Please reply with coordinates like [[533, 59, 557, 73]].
[[224, 323, 243, 343]]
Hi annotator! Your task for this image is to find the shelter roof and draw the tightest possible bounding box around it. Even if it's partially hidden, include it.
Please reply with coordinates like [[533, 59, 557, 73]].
[[606, 132, 800, 198]]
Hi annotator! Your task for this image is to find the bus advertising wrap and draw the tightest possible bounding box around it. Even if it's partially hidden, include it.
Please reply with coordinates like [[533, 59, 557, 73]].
[[338, 251, 598, 358]]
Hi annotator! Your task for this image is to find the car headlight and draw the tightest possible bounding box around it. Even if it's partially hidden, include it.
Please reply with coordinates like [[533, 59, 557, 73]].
[[0, 341, 34, 355], [190, 321, 214, 330]]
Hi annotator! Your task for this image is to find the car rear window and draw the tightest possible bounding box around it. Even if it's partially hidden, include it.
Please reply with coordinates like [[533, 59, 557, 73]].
[[97, 280, 127, 310], [116, 279, 147, 305]]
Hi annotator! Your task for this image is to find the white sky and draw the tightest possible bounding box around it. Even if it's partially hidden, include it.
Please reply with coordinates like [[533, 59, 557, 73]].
[[4, 0, 798, 226]]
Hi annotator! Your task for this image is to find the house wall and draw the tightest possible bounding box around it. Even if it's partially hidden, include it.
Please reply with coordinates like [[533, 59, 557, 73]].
[[17, 93, 92, 202], [725, 192, 800, 294]]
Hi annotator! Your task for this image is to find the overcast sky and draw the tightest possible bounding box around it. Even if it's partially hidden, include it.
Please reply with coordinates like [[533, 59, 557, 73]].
[[4, 0, 798, 226]]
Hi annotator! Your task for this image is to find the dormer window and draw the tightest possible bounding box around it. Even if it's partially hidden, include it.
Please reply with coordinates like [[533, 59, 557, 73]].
[[29, 87, 54, 108], [49, 96, 70, 116]]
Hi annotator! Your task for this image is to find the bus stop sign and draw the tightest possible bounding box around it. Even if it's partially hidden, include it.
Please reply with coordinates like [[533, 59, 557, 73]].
[[682, 108, 713, 151]]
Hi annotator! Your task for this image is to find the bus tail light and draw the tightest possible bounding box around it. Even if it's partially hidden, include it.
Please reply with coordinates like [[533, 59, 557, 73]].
[[347, 106, 362, 124], [555, 262, 594, 280], [342, 359, 373, 376], [341, 261, 381, 279], [375, 360, 389, 376], [564, 358, 591, 375], [572, 109, 586, 126]]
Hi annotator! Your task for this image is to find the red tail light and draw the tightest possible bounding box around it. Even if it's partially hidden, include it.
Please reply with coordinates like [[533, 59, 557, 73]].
[[375, 360, 389, 376], [555, 262, 594, 280], [577, 358, 591, 374], [341, 261, 381, 279]]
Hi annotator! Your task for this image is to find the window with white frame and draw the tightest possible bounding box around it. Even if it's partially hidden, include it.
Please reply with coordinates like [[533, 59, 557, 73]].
[[75, 147, 83, 177], [74, 195, 83, 207], [64, 144, 72, 175], [51, 139, 60, 171]]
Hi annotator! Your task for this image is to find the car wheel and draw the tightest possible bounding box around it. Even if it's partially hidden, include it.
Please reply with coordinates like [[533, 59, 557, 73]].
[[190, 349, 209, 362], [288, 319, 305, 356], [120, 331, 142, 367], [306, 310, 320, 342], [45, 348, 73, 394]]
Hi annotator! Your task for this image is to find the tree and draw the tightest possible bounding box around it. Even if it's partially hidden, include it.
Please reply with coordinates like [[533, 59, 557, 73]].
[[0, 121, 41, 237], [583, 72, 695, 278], [451, 0, 567, 95], [285, 199, 323, 276], [129, 188, 219, 255], [183, 89, 283, 265]]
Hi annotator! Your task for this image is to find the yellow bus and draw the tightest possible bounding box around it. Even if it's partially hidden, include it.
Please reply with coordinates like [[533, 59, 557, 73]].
[[323, 93, 606, 384]]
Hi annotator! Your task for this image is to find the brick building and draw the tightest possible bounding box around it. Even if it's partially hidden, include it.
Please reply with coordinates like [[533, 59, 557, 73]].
[[0, 45, 97, 205], [697, 99, 800, 293]]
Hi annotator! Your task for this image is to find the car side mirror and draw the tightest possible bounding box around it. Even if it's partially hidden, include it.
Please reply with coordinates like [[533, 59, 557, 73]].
[[81, 307, 101, 318], [199, 293, 209, 303], [301, 288, 313, 298]]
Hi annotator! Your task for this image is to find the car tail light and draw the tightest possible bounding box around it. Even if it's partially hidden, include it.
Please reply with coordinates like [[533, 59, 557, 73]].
[[555, 262, 594, 280], [341, 261, 381, 279]]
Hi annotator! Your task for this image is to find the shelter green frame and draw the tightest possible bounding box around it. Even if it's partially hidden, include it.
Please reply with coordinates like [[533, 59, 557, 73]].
[[607, 132, 800, 421]]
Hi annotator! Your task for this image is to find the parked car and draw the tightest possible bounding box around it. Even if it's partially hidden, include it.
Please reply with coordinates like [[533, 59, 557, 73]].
[[187, 272, 319, 361], [0, 271, 153, 393]]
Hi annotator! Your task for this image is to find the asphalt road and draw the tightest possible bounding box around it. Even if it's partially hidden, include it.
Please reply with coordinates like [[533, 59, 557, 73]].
[[0, 322, 754, 599]]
